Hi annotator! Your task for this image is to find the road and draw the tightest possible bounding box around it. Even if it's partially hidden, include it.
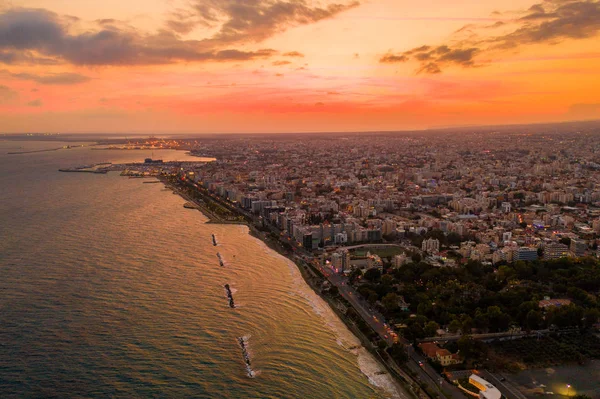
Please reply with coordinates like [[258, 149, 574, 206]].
[[325, 267, 466, 399], [178, 180, 465, 399], [479, 370, 528, 399], [244, 212, 465, 399]]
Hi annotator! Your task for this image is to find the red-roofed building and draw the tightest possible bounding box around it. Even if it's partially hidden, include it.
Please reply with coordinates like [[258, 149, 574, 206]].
[[418, 343, 462, 366]]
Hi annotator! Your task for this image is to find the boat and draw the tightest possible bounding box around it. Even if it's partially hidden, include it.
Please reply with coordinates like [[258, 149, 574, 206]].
[[212, 234, 218, 246], [217, 252, 224, 266]]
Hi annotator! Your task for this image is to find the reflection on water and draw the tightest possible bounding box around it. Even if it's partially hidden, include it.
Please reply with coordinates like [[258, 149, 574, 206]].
[[0, 142, 397, 399]]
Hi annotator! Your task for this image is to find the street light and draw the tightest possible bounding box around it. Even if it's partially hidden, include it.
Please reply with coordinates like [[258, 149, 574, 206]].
[[566, 384, 571, 397]]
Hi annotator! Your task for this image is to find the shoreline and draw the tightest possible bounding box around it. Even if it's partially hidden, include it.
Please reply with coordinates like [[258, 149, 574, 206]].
[[246, 226, 416, 399], [164, 178, 416, 399]]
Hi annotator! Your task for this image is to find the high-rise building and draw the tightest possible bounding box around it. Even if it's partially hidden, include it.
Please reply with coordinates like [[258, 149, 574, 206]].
[[393, 253, 408, 267], [382, 219, 396, 235], [570, 239, 587, 257], [331, 253, 343, 272], [422, 238, 440, 254], [514, 247, 538, 261], [341, 249, 351, 272], [544, 242, 569, 260]]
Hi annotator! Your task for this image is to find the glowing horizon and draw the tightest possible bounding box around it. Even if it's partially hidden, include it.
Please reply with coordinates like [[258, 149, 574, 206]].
[[1, 0, 599, 134]]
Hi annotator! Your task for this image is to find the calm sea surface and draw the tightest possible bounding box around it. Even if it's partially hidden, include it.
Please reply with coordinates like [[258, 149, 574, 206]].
[[0, 141, 402, 399]]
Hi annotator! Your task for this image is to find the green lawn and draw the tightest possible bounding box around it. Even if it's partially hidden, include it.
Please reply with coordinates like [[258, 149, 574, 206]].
[[352, 246, 405, 259]]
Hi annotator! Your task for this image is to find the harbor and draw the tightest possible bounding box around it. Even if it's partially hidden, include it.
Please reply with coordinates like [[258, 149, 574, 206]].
[[57, 160, 214, 178]]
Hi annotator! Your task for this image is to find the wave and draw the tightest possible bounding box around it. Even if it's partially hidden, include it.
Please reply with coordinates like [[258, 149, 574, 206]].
[[286, 258, 405, 398], [357, 349, 404, 399], [247, 236, 406, 399]]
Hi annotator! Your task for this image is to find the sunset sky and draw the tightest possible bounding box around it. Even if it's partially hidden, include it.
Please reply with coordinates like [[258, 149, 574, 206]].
[[0, 0, 599, 133]]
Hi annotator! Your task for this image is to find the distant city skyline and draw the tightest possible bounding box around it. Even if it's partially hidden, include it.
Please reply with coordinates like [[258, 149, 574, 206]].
[[0, 0, 599, 133]]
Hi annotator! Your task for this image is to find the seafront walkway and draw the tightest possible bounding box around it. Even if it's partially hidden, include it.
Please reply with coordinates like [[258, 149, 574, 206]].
[[168, 176, 465, 399], [326, 270, 466, 399]]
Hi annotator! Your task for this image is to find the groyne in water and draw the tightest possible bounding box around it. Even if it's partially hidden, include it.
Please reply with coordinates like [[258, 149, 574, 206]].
[[238, 336, 255, 378], [224, 284, 235, 308]]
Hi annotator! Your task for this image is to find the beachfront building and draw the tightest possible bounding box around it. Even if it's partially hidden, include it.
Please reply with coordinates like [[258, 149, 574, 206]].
[[469, 374, 502, 399]]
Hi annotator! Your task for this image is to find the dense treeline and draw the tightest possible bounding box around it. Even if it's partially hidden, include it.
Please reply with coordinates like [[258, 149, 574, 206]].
[[350, 256, 600, 341]]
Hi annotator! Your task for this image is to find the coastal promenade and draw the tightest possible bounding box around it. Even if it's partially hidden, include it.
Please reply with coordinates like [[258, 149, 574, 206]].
[[163, 178, 420, 399], [163, 176, 468, 399], [326, 269, 465, 399]]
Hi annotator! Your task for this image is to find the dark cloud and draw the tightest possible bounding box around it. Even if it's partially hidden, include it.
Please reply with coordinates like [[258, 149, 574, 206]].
[[381, 0, 600, 74], [495, 0, 600, 48], [404, 45, 431, 55], [381, 46, 479, 73], [1, 1, 357, 66], [3, 71, 91, 84], [272, 60, 291, 66], [0, 50, 59, 65], [213, 48, 278, 60], [165, 9, 202, 34], [1, 68, 87, 84], [0, 8, 281, 65], [436, 47, 479, 66], [283, 51, 304, 57], [0, 84, 17, 102], [96, 18, 117, 25], [418, 62, 441, 74], [27, 98, 42, 107], [168, 0, 360, 44], [380, 53, 408, 63]]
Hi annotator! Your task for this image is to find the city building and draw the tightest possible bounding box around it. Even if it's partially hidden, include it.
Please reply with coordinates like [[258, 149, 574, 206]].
[[422, 238, 440, 254], [469, 374, 502, 399], [544, 242, 569, 260], [418, 342, 462, 366], [570, 239, 587, 257], [513, 247, 538, 262]]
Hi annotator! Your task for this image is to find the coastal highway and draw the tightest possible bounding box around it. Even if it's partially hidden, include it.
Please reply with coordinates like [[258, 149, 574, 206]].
[[175, 179, 463, 399], [326, 270, 465, 399]]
